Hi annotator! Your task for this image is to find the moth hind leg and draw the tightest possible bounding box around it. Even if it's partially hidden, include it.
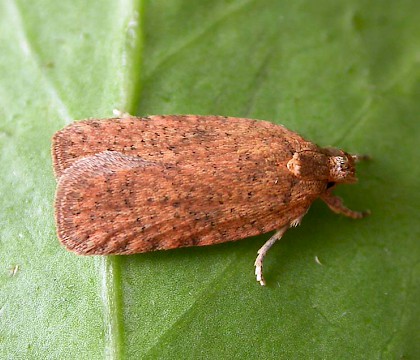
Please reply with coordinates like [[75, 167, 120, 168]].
[[112, 109, 135, 118], [254, 225, 289, 286], [254, 209, 310, 286]]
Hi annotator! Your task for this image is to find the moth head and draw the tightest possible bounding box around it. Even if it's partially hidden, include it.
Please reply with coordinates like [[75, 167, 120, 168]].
[[327, 149, 358, 183]]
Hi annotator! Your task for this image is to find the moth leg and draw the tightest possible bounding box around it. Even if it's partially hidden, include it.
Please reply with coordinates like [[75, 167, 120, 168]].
[[254, 225, 289, 286], [290, 211, 307, 227], [112, 109, 134, 118], [321, 191, 370, 219]]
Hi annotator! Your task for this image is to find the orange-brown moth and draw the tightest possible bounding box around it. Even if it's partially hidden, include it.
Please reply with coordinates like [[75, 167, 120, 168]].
[[52, 115, 369, 285]]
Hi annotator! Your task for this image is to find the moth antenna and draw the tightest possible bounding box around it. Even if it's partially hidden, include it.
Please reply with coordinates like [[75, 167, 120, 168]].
[[352, 154, 371, 162]]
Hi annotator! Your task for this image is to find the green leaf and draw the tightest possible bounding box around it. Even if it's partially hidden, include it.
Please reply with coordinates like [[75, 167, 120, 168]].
[[1, 0, 419, 359]]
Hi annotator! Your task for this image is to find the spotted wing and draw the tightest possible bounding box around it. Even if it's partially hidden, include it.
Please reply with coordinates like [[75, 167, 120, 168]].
[[55, 151, 323, 255], [52, 115, 316, 178]]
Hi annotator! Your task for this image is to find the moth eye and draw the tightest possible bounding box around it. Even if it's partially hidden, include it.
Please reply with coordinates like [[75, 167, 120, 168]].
[[327, 182, 336, 189]]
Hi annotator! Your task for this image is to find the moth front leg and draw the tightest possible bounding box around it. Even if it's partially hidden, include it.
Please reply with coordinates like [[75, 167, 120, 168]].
[[320, 190, 370, 219]]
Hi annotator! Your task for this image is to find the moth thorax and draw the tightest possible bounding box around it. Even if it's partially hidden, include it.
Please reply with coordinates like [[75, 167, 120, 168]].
[[286, 151, 330, 181]]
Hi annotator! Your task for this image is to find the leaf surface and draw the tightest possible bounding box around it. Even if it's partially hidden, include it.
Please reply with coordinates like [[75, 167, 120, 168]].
[[0, 0, 419, 359]]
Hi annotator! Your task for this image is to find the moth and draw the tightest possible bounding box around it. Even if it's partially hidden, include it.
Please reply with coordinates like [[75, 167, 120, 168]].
[[52, 115, 368, 285]]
